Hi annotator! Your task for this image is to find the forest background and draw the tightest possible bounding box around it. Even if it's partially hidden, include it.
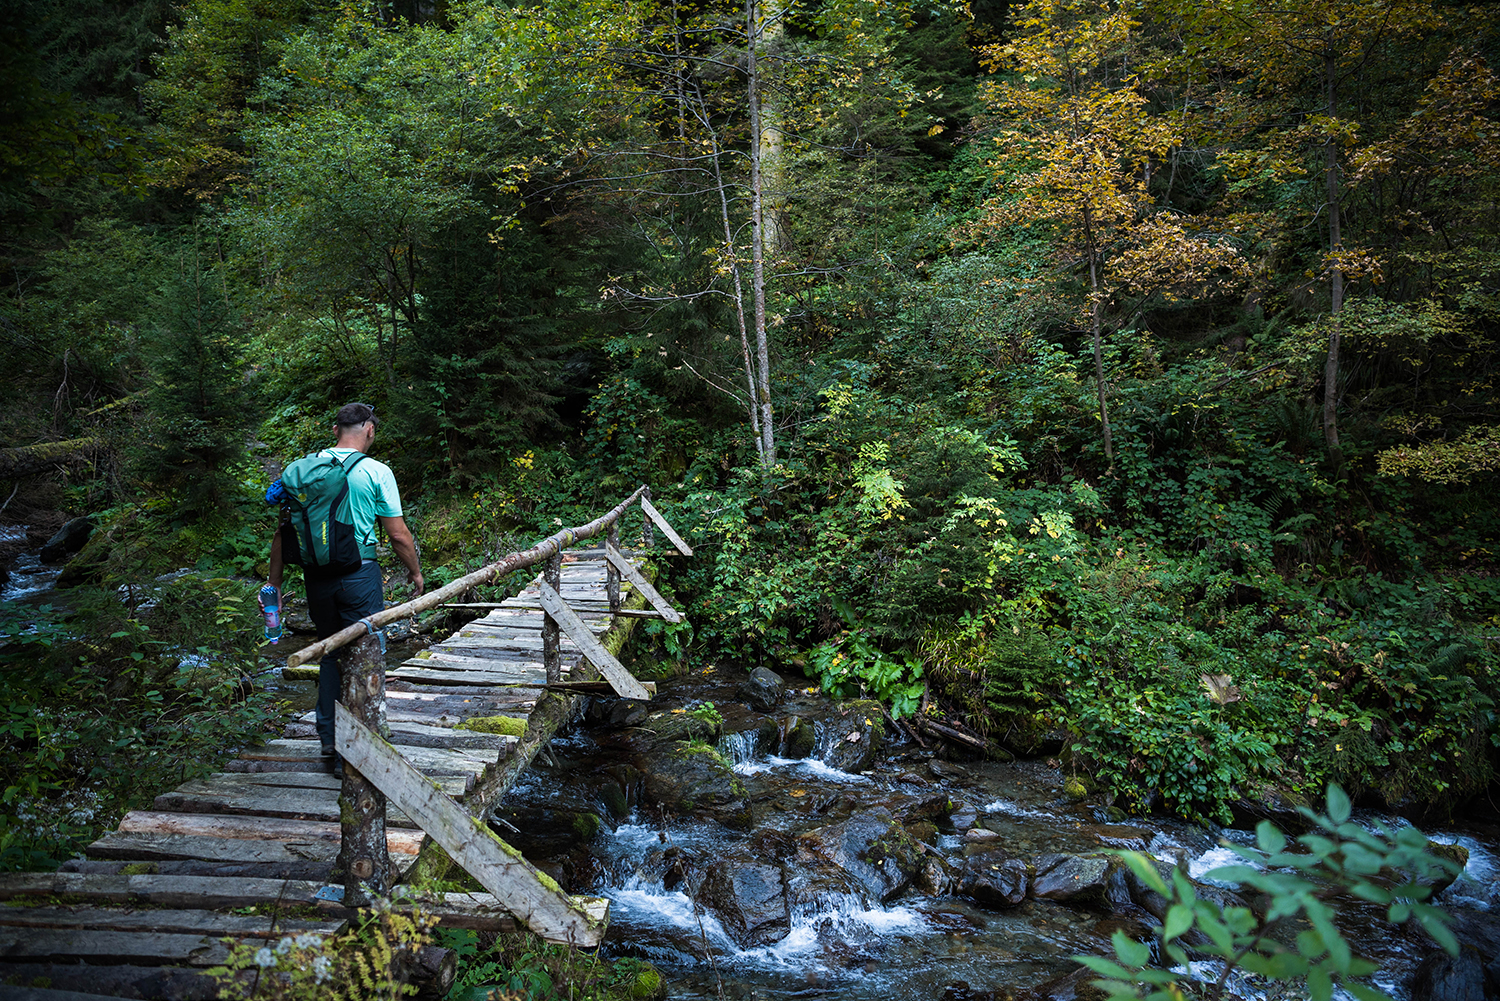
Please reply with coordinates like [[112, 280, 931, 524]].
[[0, 0, 1497, 869]]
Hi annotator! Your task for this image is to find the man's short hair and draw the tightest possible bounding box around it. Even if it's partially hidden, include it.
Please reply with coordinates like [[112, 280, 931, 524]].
[[335, 402, 377, 428]]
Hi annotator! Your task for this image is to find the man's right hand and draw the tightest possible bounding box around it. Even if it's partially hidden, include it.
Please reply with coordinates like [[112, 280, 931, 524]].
[[407, 569, 425, 597]]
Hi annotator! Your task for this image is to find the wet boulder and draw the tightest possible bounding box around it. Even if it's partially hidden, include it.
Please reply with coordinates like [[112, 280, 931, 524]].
[[1031, 854, 1112, 906], [637, 707, 721, 746], [738, 666, 785, 711], [778, 716, 817, 759], [1410, 949, 1486, 1001], [39, 515, 94, 563], [1087, 825, 1151, 851], [699, 859, 790, 947], [949, 802, 978, 834], [914, 853, 954, 895], [1021, 966, 1110, 1001], [637, 743, 752, 829], [638, 845, 710, 897], [491, 805, 604, 856], [955, 849, 1028, 908], [797, 806, 922, 902], [818, 700, 884, 773]]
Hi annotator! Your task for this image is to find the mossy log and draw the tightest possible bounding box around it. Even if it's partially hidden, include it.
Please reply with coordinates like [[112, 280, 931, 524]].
[[0, 437, 101, 478]]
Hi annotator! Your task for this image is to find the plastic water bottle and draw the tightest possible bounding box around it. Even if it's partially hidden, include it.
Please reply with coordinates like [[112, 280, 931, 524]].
[[259, 585, 283, 644]]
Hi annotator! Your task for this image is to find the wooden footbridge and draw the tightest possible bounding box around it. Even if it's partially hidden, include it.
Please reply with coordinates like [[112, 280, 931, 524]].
[[0, 487, 690, 1001]]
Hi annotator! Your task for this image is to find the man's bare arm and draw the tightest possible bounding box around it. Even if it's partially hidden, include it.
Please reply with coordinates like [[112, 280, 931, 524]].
[[378, 515, 424, 596]]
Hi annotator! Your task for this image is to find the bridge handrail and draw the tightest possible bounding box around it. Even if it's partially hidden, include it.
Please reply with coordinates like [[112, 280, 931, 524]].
[[285, 484, 651, 670]]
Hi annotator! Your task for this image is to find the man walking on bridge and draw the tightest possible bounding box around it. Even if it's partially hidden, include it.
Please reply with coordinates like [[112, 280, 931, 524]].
[[267, 402, 424, 765]]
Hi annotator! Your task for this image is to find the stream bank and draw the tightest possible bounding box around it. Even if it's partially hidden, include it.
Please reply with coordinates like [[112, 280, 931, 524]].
[[490, 664, 1500, 1001]]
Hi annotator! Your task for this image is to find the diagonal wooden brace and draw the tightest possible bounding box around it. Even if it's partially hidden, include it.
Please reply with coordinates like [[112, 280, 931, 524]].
[[334, 703, 607, 945], [536, 583, 651, 700], [639, 496, 693, 556], [604, 541, 682, 624]]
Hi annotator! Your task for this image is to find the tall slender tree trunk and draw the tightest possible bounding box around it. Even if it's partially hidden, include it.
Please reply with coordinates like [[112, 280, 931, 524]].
[[1321, 46, 1346, 470], [709, 126, 766, 466], [1083, 211, 1114, 469], [746, 0, 775, 467]]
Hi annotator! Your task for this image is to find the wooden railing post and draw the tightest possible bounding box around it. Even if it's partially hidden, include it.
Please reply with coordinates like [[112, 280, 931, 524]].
[[542, 550, 563, 684], [641, 487, 655, 549], [606, 519, 621, 613], [340, 632, 390, 906]]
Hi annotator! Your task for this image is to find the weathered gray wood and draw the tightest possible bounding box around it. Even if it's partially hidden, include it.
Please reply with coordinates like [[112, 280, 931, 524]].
[[606, 521, 622, 611], [286, 485, 648, 668], [389, 891, 608, 933], [0, 963, 224, 1001], [239, 740, 498, 774], [282, 719, 513, 751], [605, 541, 682, 623], [0, 987, 142, 1001], [640, 495, 693, 555], [60, 859, 338, 882], [0, 873, 331, 911], [0, 907, 340, 938], [152, 779, 419, 828], [334, 704, 606, 946], [88, 831, 341, 864], [537, 583, 650, 700], [114, 812, 426, 853], [340, 631, 391, 904], [0, 928, 231, 966], [542, 550, 563, 685]]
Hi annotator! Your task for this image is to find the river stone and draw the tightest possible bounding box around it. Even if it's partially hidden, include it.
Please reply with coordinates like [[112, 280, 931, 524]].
[[639, 846, 710, 898], [779, 716, 817, 759], [818, 700, 884, 773], [1410, 949, 1485, 1001], [637, 743, 752, 829], [955, 849, 1028, 908], [914, 854, 953, 895], [39, 515, 94, 563], [700, 860, 790, 947], [964, 827, 1001, 843], [949, 802, 978, 833], [796, 806, 921, 902], [1025, 966, 1110, 1001], [1032, 854, 1111, 905], [738, 667, 785, 711], [1088, 825, 1151, 851]]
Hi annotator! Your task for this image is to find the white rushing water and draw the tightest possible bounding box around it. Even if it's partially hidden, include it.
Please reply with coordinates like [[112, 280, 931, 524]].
[[600, 819, 927, 970], [1, 526, 63, 603]]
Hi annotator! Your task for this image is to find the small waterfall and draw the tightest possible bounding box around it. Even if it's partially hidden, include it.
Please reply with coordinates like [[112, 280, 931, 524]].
[[717, 730, 759, 769]]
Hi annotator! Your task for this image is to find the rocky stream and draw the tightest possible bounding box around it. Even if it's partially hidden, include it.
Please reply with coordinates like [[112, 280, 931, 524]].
[[7, 520, 1500, 1001], [462, 664, 1500, 1001]]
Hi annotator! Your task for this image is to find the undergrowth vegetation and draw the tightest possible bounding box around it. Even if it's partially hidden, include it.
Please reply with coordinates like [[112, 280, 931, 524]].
[[1, 0, 1497, 860]]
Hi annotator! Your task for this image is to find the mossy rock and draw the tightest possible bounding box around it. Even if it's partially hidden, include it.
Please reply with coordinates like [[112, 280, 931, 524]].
[[627, 964, 664, 999], [1063, 776, 1090, 800], [457, 715, 528, 737]]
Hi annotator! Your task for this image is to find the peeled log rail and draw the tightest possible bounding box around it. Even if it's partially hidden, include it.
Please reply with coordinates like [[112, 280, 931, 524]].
[[0, 437, 100, 479], [287, 485, 650, 670]]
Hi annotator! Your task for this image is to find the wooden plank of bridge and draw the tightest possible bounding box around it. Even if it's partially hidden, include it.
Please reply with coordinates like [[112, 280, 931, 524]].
[[0, 542, 678, 990], [334, 703, 606, 946]]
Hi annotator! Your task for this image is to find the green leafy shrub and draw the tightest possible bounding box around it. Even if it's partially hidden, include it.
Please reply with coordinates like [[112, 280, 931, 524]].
[[1082, 785, 1458, 1001]]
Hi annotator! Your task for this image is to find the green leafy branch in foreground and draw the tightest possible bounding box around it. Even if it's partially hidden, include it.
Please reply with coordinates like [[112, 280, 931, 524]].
[[1080, 784, 1460, 1001]]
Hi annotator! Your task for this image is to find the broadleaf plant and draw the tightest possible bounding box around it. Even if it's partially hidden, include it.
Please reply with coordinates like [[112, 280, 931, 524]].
[[1078, 783, 1460, 1001]]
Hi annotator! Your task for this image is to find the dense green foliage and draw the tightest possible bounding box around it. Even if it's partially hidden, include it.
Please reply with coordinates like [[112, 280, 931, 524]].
[[1085, 784, 1459, 1001], [1, 0, 1496, 845]]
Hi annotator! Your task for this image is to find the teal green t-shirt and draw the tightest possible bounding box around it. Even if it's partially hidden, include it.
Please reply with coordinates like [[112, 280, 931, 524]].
[[322, 448, 403, 560]]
